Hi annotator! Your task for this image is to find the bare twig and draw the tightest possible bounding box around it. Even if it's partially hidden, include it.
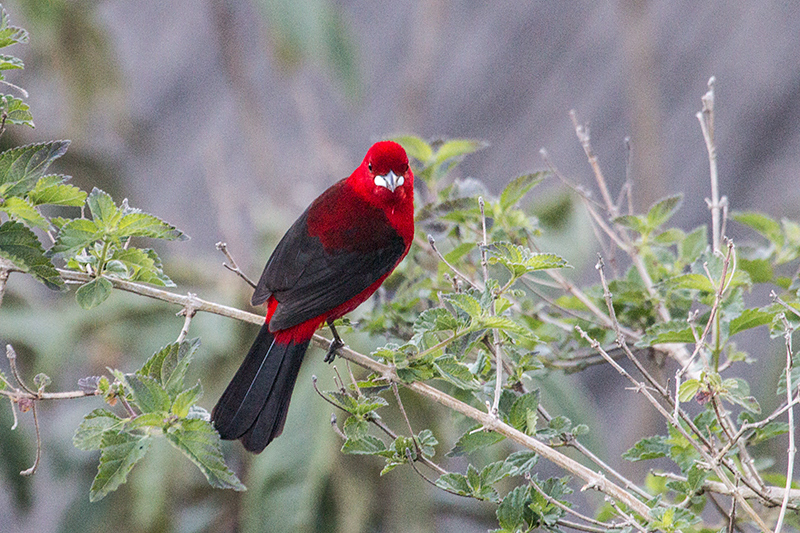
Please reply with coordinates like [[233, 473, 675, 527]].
[[215, 241, 257, 289], [696, 77, 725, 253], [176, 293, 200, 343], [774, 314, 797, 533], [19, 402, 40, 476], [478, 197, 505, 417], [427, 234, 481, 290]]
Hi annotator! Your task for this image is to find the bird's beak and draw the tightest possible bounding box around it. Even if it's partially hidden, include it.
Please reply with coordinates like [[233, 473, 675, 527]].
[[374, 170, 404, 193]]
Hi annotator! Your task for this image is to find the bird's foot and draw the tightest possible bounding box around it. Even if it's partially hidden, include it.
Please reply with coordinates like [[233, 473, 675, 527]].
[[325, 337, 344, 363]]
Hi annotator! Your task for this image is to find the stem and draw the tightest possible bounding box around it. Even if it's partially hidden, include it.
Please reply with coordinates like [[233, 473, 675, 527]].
[[774, 315, 797, 533]]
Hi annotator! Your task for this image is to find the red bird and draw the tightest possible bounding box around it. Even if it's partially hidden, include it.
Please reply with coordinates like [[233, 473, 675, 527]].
[[212, 141, 415, 453]]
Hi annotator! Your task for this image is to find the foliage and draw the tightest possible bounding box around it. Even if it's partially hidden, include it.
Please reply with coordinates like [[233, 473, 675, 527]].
[[1, 5, 799, 532]]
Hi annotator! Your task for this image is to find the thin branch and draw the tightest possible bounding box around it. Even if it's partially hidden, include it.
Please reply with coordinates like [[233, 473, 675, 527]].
[[774, 314, 797, 533], [19, 402, 40, 476], [479, 197, 505, 416], [696, 76, 724, 253], [215, 241, 257, 289], [526, 472, 617, 530], [427, 235, 481, 290], [175, 293, 200, 343], [570, 111, 617, 217]]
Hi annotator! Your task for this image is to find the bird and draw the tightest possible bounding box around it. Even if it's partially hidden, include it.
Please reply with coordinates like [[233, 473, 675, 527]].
[[212, 141, 415, 453]]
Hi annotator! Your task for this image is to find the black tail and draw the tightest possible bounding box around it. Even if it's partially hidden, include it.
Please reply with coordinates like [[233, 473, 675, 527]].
[[212, 323, 310, 453]]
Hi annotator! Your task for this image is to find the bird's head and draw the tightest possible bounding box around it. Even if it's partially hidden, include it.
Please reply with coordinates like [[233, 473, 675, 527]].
[[351, 141, 414, 208]]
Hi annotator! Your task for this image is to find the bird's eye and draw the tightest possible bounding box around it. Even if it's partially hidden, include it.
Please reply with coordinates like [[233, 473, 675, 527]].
[[368, 162, 373, 172]]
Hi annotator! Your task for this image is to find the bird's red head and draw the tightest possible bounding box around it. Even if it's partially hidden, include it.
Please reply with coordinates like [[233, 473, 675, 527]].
[[350, 141, 414, 209]]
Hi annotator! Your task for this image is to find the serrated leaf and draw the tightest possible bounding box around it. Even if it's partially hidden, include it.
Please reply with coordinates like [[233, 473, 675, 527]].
[[504, 450, 538, 476], [413, 307, 459, 334], [341, 434, 387, 455], [0, 7, 29, 48], [165, 418, 245, 490], [443, 292, 483, 318], [487, 241, 567, 278], [613, 214, 649, 235], [447, 425, 505, 456], [28, 180, 86, 207], [433, 139, 487, 167], [508, 390, 539, 435], [499, 171, 547, 210], [678, 379, 702, 402], [0, 141, 69, 198], [126, 374, 170, 414], [171, 381, 203, 417], [646, 194, 683, 229], [0, 94, 33, 127], [90, 432, 152, 502], [729, 308, 775, 336], [117, 211, 187, 241], [73, 408, 125, 451], [86, 187, 120, 228], [480, 460, 514, 486], [622, 435, 670, 461], [679, 225, 708, 263], [75, 277, 113, 309], [342, 416, 369, 439], [0, 197, 48, 229], [665, 273, 715, 293], [138, 338, 200, 397], [433, 356, 481, 390], [497, 485, 530, 530], [393, 135, 433, 163], [0, 220, 62, 289], [49, 218, 101, 257], [638, 321, 696, 347], [111, 247, 175, 286], [435, 472, 471, 496], [732, 211, 783, 246], [738, 258, 773, 284]]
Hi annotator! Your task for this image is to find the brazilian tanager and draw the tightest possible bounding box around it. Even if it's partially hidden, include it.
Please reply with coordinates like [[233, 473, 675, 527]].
[[212, 141, 415, 453]]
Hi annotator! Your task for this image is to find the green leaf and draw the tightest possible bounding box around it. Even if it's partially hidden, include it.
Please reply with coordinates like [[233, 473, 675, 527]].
[[679, 225, 708, 263], [342, 416, 369, 439], [0, 6, 28, 48], [433, 356, 481, 390], [165, 418, 245, 491], [497, 485, 530, 531], [732, 211, 783, 245], [622, 435, 670, 461], [721, 378, 761, 413], [75, 277, 113, 309], [86, 187, 120, 229], [73, 409, 125, 451], [126, 374, 171, 414], [499, 171, 547, 210], [678, 379, 702, 402], [90, 432, 152, 502], [447, 424, 505, 456], [0, 94, 33, 127], [413, 307, 459, 334], [117, 211, 187, 241], [729, 308, 775, 336], [613, 214, 649, 235], [28, 179, 86, 207], [442, 292, 483, 318], [393, 135, 433, 163], [508, 390, 540, 435], [487, 241, 568, 278], [0, 197, 48, 229], [138, 339, 200, 397], [0, 141, 70, 198], [433, 139, 487, 167], [49, 218, 101, 257], [504, 450, 538, 476], [0, 53, 22, 70], [435, 472, 471, 496], [112, 247, 175, 286], [0, 220, 62, 289], [638, 321, 696, 347], [171, 381, 203, 418], [664, 273, 715, 293], [738, 258, 773, 284], [341, 434, 387, 455], [646, 194, 683, 229]]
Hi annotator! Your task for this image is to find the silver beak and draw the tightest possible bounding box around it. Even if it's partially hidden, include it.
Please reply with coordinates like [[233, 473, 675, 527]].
[[374, 170, 404, 192]]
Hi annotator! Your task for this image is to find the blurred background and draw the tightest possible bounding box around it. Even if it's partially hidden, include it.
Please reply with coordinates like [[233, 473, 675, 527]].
[[1, 1, 799, 532]]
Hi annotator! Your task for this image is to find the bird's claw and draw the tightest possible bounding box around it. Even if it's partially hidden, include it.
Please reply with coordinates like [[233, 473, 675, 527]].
[[325, 337, 344, 363]]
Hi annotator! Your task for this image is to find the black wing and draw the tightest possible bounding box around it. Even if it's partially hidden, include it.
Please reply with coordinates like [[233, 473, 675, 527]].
[[251, 190, 407, 331]]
